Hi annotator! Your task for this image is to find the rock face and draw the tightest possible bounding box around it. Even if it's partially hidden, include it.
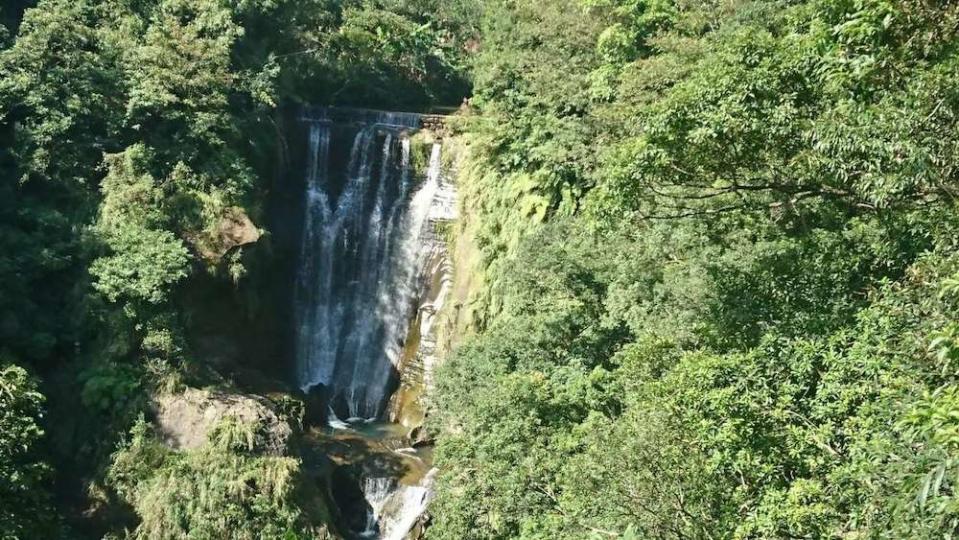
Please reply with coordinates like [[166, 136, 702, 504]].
[[153, 388, 293, 456], [215, 207, 261, 251]]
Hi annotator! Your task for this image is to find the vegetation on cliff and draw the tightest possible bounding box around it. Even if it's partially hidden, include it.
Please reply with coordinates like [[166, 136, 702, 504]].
[[430, 0, 959, 538]]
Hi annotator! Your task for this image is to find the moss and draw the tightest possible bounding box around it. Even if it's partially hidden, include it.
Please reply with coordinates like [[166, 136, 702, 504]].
[[408, 129, 438, 174]]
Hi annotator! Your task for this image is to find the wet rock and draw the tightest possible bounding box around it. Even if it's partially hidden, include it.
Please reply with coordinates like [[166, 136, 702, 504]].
[[302, 384, 331, 428], [407, 425, 433, 448], [408, 512, 431, 540], [153, 388, 292, 455]]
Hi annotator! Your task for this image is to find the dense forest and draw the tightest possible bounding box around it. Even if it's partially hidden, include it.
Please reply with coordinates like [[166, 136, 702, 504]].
[[3, 0, 959, 539], [430, 1, 959, 538], [0, 1, 474, 537]]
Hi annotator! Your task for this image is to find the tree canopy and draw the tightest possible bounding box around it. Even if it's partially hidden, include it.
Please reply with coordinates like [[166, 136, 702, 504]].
[[429, 0, 959, 538], [5, 0, 959, 537]]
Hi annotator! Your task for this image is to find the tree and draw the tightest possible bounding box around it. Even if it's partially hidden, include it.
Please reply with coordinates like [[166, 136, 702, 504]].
[[0, 362, 59, 538]]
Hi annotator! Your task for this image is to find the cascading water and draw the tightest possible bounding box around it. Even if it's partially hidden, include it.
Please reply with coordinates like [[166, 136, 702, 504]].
[[294, 108, 445, 421], [359, 470, 437, 540], [360, 477, 396, 538], [292, 106, 454, 539]]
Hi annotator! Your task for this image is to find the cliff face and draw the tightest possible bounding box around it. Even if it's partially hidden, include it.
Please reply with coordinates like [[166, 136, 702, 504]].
[[434, 135, 486, 359]]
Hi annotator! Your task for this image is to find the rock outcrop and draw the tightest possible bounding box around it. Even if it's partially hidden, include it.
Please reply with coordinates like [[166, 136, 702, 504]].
[[188, 206, 262, 262], [152, 388, 293, 456]]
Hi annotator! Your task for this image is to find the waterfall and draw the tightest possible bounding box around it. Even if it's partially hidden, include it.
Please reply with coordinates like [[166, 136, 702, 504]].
[[293, 107, 452, 539], [360, 470, 437, 540], [379, 469, 437, 540], [293, 108, 445, 421], [360, 477, 396, 538]]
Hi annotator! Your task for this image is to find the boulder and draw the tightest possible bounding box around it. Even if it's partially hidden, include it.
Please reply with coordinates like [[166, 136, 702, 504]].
[[302, 384, 333, 428], [188, 206, 261, 262], [153, 388, 292, 455]]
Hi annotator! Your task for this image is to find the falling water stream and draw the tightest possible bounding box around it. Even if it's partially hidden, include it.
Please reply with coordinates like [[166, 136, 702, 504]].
[[292, 107, 453, 539]]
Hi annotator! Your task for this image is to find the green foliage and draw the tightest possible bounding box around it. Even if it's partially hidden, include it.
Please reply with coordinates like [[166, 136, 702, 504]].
[[0, 0, 123, 187], [79, 362, 143, 414], [90, 224, 189, 304], [109, 417, 325, 540], [0, 362, 60, 539], [590, 0, 959, 222], [91, 226, 190, 307], [434, 217, 959, 538], [251, 0, 475, 108], [432, 0, 959, 538]]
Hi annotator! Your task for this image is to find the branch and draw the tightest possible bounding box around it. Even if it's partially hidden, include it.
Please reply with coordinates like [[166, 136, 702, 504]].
[[639, 204, 748, 221]]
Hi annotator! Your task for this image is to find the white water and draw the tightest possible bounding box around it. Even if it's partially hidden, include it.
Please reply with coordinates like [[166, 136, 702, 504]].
[[360, 469, 438, 540], [360, 476, 397, 538], [293, 109, 446, 421], [294, 108, 452, 539]]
